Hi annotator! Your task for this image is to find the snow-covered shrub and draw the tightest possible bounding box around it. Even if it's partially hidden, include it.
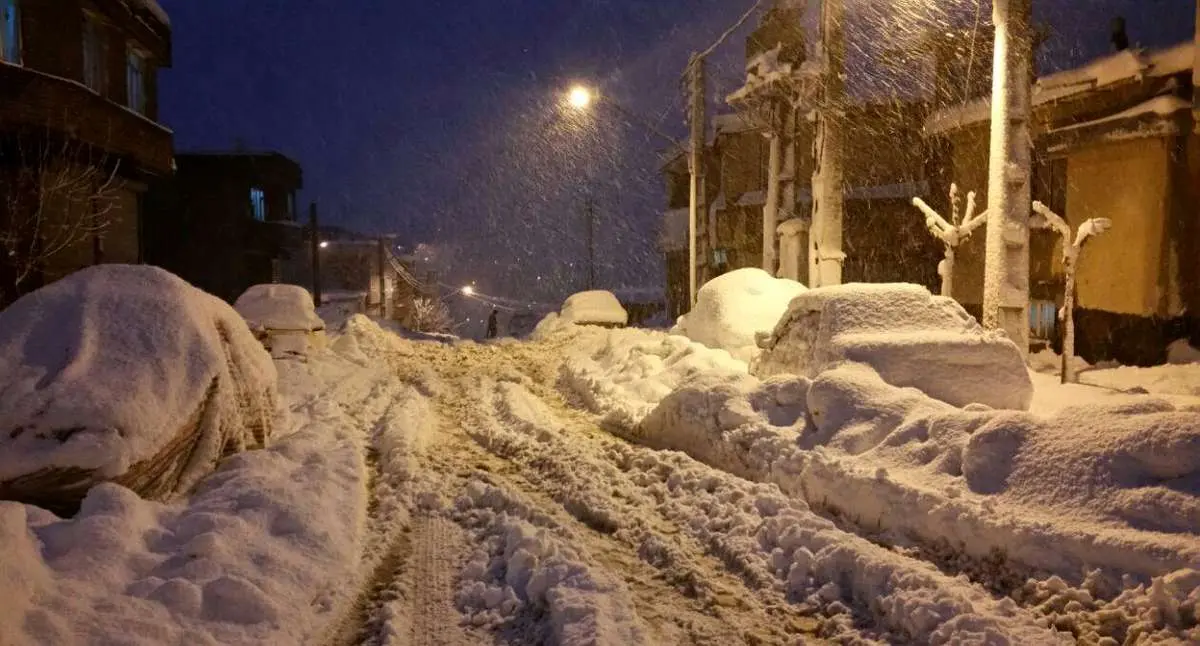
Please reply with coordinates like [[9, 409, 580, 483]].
[[0, 265, 277, 514], [671, 267, 806, 363], [560, 290, 628, 326], [405, 296, 453, 334], [754, 283, 1032, 410]]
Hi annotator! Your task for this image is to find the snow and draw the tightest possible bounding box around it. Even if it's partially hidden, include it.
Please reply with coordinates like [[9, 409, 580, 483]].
[[755, 283, 1033, 410], [1050, 94, 1191, 134], [1167, 338, 1200, 365], [671, 268, 806, 363], [124, 0, 170, 25], [559, 290, 628, 326], [234, 284, 325, 332], [0, 348, 382, 645], [0, 265, 277, 509]]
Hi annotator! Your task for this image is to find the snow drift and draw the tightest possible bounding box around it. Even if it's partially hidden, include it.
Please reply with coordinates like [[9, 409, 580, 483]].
[[671, 268, 806, 362], [754, 283, 1032, 410], [0, 265, 278, 514]]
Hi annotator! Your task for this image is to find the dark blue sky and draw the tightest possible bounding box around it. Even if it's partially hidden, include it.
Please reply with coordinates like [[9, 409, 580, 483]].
[[157, 0, 1193, 298]]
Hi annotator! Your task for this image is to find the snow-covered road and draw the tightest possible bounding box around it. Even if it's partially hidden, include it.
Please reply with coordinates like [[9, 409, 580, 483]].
[[329, 331, 829, 645]]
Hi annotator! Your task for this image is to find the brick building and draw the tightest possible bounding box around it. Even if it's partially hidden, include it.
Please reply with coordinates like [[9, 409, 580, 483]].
[[0, 0, 171, 305], [143, 151, 305, 303]]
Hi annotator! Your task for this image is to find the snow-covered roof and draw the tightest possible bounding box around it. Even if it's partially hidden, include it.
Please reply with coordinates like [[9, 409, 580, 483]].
[[925, 42, 1194, 135], [124, 0, 169, 25], [1050, 94, 1191, 135], [735, 189, 766, 207]]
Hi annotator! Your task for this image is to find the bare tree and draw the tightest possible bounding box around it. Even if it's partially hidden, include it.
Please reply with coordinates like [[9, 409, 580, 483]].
[[1, 135, 120, 299], [406, 296, 453, 334], [912, 183, 988, 297], [1032, 201, 1111, 383]]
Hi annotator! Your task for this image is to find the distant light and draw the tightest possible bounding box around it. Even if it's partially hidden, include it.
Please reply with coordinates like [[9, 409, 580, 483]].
[[319, 241, 330, 249], [461, 285, 475, 296], [567, 85, 593, 109]]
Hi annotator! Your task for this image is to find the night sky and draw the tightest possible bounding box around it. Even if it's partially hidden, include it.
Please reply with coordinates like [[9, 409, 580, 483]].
[[157, 0, 1193, 301]]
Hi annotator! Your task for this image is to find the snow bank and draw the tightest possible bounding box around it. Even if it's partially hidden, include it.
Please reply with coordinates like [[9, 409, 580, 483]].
[[453, 479, 648, 645], [754, 283, 1032, 410], [1167, 339, 1200, 365], [671, 268, 806, 362], [234, 284, 324, 332], [0, 265, 277, 513], [561, 290, 628, 326], [0, 353, 376, 645], [558, 326, 749, 428]]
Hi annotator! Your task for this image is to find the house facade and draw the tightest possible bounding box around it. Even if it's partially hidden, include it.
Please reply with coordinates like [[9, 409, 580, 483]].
[[143, 151, 304, 303], [925, 42, 1200, 364], [0, 0, 171, 305]]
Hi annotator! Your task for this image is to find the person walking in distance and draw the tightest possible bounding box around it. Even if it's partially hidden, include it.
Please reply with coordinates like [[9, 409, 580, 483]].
[[486, 308, 499, 339]]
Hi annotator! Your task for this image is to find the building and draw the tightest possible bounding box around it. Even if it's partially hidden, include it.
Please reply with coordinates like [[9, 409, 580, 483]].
[[925, 41, 1200, 365], [0, 0, 172, 305], [143, 151, 304, 303]]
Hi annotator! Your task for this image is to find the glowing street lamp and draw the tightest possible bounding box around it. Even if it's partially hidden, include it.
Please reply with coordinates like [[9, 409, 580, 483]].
[[461, 285, 475, 296], [319, 241, 330, 249], [567, 85, 594, 110]]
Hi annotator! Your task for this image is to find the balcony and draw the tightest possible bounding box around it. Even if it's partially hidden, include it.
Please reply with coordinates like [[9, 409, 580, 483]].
[[0, 62, 173, 175]]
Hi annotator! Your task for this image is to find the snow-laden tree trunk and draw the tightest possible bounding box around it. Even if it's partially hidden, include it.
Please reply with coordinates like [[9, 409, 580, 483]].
[[982, 0, 1034, 356], [809, 0, 846, 289], [763, 127, 782, 275], [1032, 201, 1111, 384]]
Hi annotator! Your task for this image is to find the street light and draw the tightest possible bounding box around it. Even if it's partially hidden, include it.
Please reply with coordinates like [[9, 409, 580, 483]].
[[319, 241, 330, 249], [461, 285, 475, 296], [567, 85, 594, 110]]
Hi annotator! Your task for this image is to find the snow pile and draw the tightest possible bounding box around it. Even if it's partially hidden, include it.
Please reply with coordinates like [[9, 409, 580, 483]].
[[559, 326, 749, 428], [1167, 339, 1200, 365], [0, 265, 277, 513], [560, 290, 628, 326], [453, 479, 648, 644], [636, 361, 1200, 580], [0, 353, 376, 645], [485, 379, 1060, 644], [671, 268, 806, 363], [234, 284, 324, 332], [754, 283, 1032, 410]]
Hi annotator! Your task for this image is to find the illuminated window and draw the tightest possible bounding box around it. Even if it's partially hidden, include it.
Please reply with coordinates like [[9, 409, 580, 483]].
[[250, 188, 267, 221], [1, 0, 20, 64], [1029, 300, 1057, 340]]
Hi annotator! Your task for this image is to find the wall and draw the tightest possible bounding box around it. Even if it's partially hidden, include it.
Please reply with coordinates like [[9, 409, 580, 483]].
[[1068, 137, 1172, 317]]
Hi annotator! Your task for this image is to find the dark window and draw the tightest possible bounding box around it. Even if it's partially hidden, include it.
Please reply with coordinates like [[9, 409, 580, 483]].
[[250, 188, 267, 221], [1, 0, 20, 64], [83, 14, 108, 93], [126, 46, 148, 114]]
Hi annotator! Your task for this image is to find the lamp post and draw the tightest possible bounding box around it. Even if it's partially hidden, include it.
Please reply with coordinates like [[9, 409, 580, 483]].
[[563, 84, 696, 303]]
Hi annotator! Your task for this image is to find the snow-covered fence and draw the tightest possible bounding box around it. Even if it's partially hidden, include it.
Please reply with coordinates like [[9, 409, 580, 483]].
[[911, 184, 988, 297], [1031, 201, 1112, 384]]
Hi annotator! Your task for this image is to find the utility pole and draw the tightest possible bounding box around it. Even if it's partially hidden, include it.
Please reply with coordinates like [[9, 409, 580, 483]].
[[687, 54, 707, 306], [1194, 0, 1200, 134], [585, 195, 597, 290], [377, 237, 387, 318], [763, 114, 782, 275], [308, 202, 321, 307], [982, 0, 1034, 356], [810, 0, 846, 288]]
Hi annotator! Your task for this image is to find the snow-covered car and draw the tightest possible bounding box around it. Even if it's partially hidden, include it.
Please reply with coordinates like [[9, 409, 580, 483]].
[[560, 290, 628, 328], [0, 265, 278, 515], [671, 267, 806, 362], [753, 283, 1033, 410], [234, 284, 326, 358]]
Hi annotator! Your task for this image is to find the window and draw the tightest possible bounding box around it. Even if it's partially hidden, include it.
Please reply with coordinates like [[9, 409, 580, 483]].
[[1029, 300, 1057, 341], [250, 188, 267, 221], [126, 46, 147, 114], [83, 13, 108, 93], [1, 0, 20, 64]]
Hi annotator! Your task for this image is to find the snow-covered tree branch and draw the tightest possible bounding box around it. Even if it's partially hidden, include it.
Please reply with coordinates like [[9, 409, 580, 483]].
[[912, 183, 988, 297], [407, 296, 454, 334]]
